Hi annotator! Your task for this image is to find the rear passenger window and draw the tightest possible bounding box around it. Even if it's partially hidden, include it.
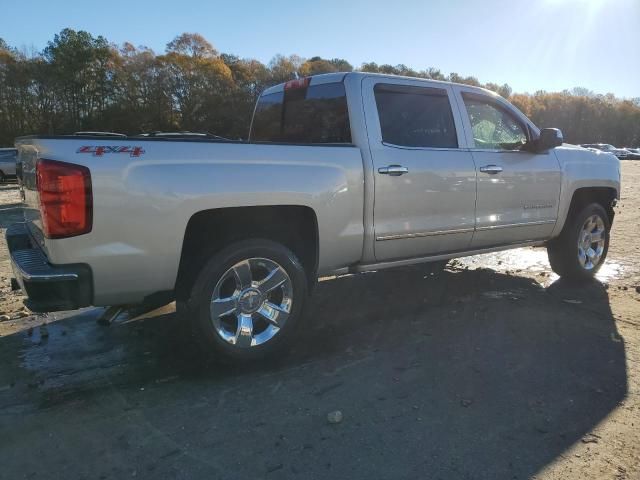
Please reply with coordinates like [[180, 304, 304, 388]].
[[251, 82, 351, 144], [251, 91, 284, 142], [374, 84, 458, 148]]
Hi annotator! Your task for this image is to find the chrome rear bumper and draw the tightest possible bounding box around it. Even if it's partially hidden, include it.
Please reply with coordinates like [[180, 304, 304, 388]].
[[6, 223, 92, 312]]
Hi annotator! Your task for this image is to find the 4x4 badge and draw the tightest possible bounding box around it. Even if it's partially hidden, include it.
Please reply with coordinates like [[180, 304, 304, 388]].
[[77, 146, 145, 157]]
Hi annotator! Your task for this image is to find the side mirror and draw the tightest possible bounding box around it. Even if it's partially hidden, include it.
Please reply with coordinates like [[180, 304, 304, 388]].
[[535, 128, 563, 152]]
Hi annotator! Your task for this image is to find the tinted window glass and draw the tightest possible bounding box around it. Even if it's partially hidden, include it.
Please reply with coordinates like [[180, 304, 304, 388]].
[[251, 82, 351, 143], [374, 84, 458, 148], [462, 94, 527, 150], [250, 91, 284, 142]]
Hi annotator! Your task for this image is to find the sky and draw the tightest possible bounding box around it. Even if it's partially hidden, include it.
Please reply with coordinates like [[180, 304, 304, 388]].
[[1, 0, 639, 97]]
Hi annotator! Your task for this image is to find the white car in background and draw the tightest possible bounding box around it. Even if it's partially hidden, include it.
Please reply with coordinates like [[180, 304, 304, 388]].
[[0, 148, 17, 182], [581, 143, 634, 160], [623, 147, 640, 159]]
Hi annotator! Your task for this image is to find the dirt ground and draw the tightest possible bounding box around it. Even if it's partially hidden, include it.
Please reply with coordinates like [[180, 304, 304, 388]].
[[0, 163, 639, 480]]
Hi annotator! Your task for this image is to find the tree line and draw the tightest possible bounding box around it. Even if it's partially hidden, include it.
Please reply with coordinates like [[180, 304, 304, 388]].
[[1, 29, 639, 147]]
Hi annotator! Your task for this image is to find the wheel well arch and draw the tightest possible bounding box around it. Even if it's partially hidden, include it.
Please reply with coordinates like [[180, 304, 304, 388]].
[[175, 205, 319, 302], [567, 186, 617, 224]]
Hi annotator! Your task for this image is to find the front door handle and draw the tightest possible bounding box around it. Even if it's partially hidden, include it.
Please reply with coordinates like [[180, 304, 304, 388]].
[[479, 165, 503, 175], [378, 165, 409, 176]]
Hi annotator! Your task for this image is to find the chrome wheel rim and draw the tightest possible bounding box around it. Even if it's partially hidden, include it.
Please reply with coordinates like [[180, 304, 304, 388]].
[[210, 258, 293, 348], [577, 214, 606, 271]]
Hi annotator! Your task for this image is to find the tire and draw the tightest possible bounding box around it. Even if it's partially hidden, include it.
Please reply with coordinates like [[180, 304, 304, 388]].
[[547, 202, 610, 282], [181, 239, 308, 362]]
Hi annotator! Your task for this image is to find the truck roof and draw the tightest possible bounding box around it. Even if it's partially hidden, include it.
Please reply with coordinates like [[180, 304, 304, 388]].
[[261, 71, 500, 98]]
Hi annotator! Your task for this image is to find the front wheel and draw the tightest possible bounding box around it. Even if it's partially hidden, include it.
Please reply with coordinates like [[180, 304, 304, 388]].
[[182, 239, 308, 361], [547, 203, 610, 281]]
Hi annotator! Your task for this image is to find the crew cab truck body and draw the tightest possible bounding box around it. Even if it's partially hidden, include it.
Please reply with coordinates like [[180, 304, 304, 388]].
[[9, 72, 620, 360]]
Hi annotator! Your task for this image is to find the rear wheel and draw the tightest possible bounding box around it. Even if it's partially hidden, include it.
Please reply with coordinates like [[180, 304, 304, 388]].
[[181, 239, 308, 361], [547, 203, 610, 281]]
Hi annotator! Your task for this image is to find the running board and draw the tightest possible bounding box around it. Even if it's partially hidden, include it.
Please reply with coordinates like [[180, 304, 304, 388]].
[[348, 240, 545, 273]]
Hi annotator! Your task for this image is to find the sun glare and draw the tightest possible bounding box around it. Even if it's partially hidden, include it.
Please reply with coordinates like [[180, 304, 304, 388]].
[[544, 0, 606, 4], [542, 0, 609, 9]]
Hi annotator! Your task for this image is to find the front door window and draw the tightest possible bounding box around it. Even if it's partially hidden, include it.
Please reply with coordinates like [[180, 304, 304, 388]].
[[462, 95, 528, 150]]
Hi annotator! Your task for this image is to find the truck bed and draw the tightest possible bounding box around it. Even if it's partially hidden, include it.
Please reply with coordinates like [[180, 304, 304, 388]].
[[15, 136, 365, 307]]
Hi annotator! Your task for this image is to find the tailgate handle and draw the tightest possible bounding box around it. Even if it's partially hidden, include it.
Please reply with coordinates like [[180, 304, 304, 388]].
[[378, 165, 409, 176]]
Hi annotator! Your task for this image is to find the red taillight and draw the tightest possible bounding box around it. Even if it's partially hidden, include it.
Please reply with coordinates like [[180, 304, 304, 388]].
[[284, 77, 310, 90], [36, 159, 92, 239]]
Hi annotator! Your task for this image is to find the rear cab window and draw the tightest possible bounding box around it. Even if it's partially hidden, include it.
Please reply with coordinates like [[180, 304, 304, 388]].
[[374, 84, 458, 149], [250, 79, 351, 144]]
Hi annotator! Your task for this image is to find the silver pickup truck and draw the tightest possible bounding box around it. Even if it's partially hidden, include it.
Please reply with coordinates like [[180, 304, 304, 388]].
[[8, 72, 620, 361]]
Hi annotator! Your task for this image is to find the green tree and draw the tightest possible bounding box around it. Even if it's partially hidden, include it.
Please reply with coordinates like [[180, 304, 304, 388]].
[[300, 56, 339, 76], [268, 54, 304, 84], [161, 34, 234, 134], [166, 33, 218, 58], [43, 28, 115, 131]]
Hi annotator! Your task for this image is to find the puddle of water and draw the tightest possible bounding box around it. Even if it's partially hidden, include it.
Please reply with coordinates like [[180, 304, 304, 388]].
[[318, 247, 628, 287], [455, 247, 626, 285]]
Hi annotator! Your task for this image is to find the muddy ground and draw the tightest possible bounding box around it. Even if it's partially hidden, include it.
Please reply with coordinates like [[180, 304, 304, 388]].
[[0, 163, 639, 480]]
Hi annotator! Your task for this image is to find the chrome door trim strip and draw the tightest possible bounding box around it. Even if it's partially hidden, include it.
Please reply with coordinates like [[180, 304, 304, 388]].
[[467, 148, 549, 155], [376, 227, 475, 241], [376, 220, 556, 241], [475, 219, 556, 231], [381, 142, 467, 152]]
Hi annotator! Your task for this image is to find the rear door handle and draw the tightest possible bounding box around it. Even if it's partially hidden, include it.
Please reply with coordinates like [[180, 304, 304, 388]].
[[378, 165, 409, 176], [479, 165, 503, 175]]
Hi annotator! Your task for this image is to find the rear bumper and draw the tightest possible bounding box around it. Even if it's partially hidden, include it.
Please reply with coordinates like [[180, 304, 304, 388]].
[[6, 223, 93, 312]]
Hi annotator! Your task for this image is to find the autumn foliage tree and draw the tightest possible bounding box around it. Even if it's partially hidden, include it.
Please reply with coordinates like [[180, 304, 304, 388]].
[[0, 29, 639, 146]]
